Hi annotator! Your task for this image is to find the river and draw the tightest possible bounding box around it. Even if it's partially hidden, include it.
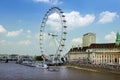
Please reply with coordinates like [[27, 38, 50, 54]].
[[0, 62, 120, 80]]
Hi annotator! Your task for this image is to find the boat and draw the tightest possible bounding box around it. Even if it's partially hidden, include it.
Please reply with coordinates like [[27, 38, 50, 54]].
[[35, 63, 48, 69]]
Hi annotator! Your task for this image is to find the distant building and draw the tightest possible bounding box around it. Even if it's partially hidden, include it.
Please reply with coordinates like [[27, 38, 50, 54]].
[[0, 54, 9, 61], [82, 33, 96, 47], [0, 54, 34, 61]]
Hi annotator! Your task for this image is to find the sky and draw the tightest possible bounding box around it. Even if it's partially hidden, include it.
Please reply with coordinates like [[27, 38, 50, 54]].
[[0, 0, 120, 56]]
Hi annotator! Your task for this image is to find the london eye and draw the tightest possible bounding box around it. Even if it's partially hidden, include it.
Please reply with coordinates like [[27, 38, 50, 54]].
[[39, 7, 67, 62]]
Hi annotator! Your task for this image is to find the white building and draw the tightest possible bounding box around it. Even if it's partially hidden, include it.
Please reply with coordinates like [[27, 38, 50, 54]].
[[67, 43, 120, 65], [67, 32, 120, 65], [88, 43, 120, 64]]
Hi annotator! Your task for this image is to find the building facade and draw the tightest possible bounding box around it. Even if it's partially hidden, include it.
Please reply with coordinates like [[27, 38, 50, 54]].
[[67, 43, 120, 65], [67, 32, 120, 65], [88, 43, 120, 64]]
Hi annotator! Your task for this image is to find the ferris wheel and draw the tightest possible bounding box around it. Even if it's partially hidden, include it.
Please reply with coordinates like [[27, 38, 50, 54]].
[[39, 7, 67, 58]]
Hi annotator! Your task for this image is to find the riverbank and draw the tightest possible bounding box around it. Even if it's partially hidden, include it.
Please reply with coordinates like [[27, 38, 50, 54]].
[[65, 64, 120, 74]]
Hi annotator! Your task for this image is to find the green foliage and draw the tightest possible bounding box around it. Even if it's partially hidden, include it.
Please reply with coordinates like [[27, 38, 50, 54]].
[[35, 56, 43, 61]]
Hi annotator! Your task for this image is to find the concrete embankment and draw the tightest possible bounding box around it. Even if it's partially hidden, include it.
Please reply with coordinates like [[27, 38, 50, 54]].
[[65, 64, 120, 74], [67, 65, 99, 72]]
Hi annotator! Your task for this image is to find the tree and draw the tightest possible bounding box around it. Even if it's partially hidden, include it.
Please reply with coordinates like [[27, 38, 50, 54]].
[[35, 56, 43, 61]]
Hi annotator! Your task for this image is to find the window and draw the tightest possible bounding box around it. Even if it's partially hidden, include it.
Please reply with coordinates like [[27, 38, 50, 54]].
[[115, 58, 117, 63]]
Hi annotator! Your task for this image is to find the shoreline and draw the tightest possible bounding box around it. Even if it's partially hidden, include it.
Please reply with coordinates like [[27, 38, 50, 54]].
[[65, 65, 120, 74], [67, 65, 98, 72]]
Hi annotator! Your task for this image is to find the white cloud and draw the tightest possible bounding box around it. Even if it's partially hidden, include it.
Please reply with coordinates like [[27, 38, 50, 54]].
[[47, 20, 61, 32], [27, 30, 31, 34], [65, 11, 95, 30], [6, 29, 23, 37], [46, 11, 95, 32], [26, 30, 32, 38], [99, 11, 119, 24], [0, 25, 7, 33], [104, 31, 116, 42], [47, 13, 61, 32], [0, 40, 6, 44], [49, 12, 59, 20], [26, 35, 32, 38], [71, 37, 82, 46], [33, 0, 62, 5], [35, 33, 40, 40], [18, 40, 31, 46]]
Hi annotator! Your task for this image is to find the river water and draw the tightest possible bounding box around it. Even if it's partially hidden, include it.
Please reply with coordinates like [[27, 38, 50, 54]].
[[0, 62, 120, 80]]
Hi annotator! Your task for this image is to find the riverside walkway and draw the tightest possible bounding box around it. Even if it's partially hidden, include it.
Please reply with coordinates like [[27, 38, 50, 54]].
[[0, 62, 120, 80]]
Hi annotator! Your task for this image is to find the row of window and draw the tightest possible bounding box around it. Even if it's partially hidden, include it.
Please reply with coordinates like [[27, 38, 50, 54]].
[[93, 58, 118, 63]]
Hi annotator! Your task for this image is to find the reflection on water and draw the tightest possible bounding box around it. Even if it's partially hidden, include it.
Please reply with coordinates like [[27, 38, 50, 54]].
[[0, 62, 120, 80]]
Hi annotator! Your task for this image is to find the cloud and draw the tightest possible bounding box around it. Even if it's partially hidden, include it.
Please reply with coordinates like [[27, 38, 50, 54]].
[[65, 11, 95, 30], [71, 37, 82, 46], [35, 33, 40, 40], [33, 0, 62, 5], [98, 11, 119, 24], [26, 35, 32, 38], [18, 40, 31, 46], [46, 11, 95, 31], [26, 30, 32, 38], [0, 40, 6, 44], [27, 30, 31, 34], [47, 13, 61, 32], [104, 31, 116, 42], [6, 29, 23, 37], [0, 25, 7, 33]]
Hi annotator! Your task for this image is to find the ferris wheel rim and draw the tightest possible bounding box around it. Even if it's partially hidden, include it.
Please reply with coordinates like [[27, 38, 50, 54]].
[[40, 7, 67, 55]]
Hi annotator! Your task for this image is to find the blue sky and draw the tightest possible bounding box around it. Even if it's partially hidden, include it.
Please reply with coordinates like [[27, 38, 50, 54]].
[[0, 0, 120, 56]]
